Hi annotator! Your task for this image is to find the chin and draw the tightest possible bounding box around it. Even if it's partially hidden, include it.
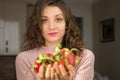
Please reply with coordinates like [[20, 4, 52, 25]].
[[47, 39, 60, 43]]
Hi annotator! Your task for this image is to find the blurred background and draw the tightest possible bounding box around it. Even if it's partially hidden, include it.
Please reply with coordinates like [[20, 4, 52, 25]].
[[0, 0, 120, 80]]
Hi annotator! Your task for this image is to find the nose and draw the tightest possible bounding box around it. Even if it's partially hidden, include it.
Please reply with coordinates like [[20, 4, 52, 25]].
[[48, 20, 56, 30]]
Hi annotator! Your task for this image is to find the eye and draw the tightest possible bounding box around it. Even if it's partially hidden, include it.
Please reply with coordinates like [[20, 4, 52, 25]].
[[55, 18, 63, 23], [41, 18, 48, 24]]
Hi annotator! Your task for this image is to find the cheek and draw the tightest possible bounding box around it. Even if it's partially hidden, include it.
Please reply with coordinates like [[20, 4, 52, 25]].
[[59, 24, 66, 36], [60, 23, 66, 32]]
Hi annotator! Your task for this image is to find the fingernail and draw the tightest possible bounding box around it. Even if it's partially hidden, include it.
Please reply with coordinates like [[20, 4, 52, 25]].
[[68, 65, 71, 67], [59, 64, 62, 68], [69, 64, 72, 67], [55, 62, 58, 65], [48, 64, 51, 67], [40, 65, 43, 68]]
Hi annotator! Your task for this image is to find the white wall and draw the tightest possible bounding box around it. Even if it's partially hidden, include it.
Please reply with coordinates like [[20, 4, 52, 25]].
[[65, 2, 93, 50], [0, 1, 27, 55]]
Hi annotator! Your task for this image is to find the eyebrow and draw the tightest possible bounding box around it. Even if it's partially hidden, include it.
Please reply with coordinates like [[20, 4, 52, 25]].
[[41, 14, 64, 18], [56, 14, 63, 16]]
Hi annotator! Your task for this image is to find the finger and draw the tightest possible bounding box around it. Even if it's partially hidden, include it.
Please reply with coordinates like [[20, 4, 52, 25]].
[[37, 65, 44, 78], [59, 64, 67, 77], [53, 62, 61, 76], [50, 67, 54, 79], [55, 72, 59, 80], [45, 64, 51, 79], [31, 68, 37, 74], [31, 68, 36, 74], [68, 65, 75, 76]]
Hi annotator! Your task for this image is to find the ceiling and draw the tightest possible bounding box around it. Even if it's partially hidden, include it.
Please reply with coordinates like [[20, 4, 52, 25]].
[[22, 0, 101, 5], [2, 0, 101, 5]]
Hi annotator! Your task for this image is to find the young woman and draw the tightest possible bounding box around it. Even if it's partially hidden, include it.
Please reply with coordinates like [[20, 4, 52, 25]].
[[15, 0, 95, 80]]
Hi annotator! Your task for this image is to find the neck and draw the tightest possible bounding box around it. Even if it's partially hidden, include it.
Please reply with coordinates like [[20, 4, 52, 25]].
[[45, 42, 60, 48]]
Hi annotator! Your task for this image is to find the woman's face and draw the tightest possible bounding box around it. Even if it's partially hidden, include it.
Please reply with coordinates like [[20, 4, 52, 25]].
[[41, 6, 66, 46]]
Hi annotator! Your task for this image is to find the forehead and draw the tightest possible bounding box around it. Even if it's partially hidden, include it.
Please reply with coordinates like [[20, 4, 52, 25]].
[[42, 6, 63, 16]]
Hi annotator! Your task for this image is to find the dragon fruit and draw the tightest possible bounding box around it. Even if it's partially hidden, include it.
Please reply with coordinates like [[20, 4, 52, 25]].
[[30, 44, 80, 73]]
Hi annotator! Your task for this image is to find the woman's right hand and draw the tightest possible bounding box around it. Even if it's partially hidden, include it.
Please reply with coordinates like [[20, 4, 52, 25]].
[[53, 62, 75, 80], [37, 64, 54, 80]]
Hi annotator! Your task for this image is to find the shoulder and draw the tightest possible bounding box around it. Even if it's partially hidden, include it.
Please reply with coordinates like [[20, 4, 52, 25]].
[[80, 49, 95, 65], [83, 49, 95, 59], [16, 48, 38, 58], [75, 49, 95, 80], [75, 48, 95, 72], [15, 48, 39, 65]]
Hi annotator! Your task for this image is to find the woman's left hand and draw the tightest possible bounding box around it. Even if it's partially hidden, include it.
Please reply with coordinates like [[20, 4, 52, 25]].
[[53, 62, 75, 80]]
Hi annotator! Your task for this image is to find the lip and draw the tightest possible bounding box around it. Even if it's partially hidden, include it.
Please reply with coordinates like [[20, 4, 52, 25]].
[[48, 32, 58, 37]]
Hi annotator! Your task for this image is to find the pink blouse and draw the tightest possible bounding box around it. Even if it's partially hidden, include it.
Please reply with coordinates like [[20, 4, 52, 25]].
[[15, 46, 95, 80]]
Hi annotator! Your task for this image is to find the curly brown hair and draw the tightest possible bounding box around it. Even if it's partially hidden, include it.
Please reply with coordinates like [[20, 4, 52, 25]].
[[24, 0, 84, 54]]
